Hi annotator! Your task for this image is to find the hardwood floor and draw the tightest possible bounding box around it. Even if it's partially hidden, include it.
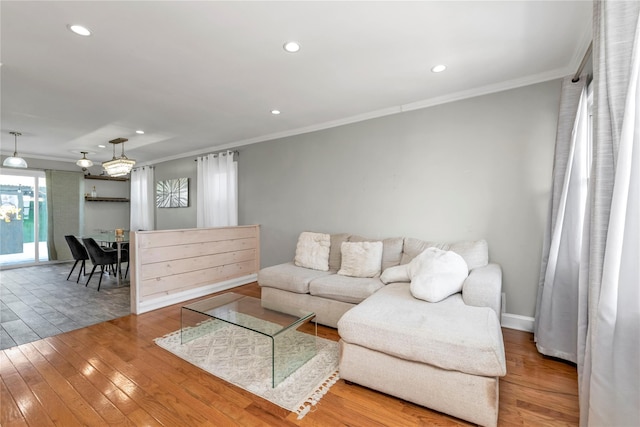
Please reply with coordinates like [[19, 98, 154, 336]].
[[1, 283, 579, 426]]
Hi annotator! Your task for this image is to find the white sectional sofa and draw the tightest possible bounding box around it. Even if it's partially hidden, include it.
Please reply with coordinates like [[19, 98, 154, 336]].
[[258, 232, 506, 427]]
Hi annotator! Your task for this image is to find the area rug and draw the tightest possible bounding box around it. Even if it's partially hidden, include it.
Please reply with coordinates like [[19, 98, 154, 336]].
[[154, 319, 339, 419]]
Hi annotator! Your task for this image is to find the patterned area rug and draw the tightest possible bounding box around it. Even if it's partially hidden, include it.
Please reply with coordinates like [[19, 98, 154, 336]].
[[154, 319, 339, 419]]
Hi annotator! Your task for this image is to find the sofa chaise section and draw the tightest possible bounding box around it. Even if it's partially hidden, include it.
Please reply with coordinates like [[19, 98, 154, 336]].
[[338, 281, 506, 427]]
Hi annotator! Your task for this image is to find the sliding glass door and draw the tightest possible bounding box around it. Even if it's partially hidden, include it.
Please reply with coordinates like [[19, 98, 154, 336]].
[[0, 170, 48, 266]]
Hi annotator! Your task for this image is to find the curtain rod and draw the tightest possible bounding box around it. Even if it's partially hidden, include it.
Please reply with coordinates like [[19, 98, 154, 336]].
[[572, 42, 593, 83], [194, 150, 239, 161]]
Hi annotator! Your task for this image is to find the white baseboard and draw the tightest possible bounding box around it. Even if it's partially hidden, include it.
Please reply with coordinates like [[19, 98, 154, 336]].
[[501, 313, 535, 332], [134, 274, 258, 314]]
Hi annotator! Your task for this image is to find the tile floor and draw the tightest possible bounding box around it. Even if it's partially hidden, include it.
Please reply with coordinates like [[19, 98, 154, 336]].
[[0, 262, 130, 350]]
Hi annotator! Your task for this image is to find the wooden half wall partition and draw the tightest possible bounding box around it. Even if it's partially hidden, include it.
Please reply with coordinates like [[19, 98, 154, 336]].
[[130, 225, 260, 314]]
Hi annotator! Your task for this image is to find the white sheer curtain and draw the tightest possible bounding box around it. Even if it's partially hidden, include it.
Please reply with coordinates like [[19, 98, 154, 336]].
[[578, 2, 640, 425], [196, 151, 238, 228], [130, 166, 155, 231], [534, 77, 589, 363]]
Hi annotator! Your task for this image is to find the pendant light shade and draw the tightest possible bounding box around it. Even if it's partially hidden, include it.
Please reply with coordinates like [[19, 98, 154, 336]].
[[102, 138, 136, 177], [76, 151, 94, 170], [3, 132, 28, 168]]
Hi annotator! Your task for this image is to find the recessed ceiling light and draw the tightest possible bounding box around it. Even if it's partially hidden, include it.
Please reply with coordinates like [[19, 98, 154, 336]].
[[271, 110, 281, 115], [98, 144, 106, 148], [136, 130, 145, 134], [431, 64, 447, 73], [283, 41, 300, 53], [68, 24, 91, 36]]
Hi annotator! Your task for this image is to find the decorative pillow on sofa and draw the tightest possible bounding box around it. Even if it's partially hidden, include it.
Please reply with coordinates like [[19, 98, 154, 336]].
[[409, 247, 469, 303], [294, 232, 331, 271], [350, 235, 404, 271], [380, 264, 410, 284], [338, 241, 383, 278]]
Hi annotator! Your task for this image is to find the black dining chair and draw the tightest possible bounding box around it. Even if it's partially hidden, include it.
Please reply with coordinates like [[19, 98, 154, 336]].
[[82, 237, 119, 291], [64, 235, 90, 283]]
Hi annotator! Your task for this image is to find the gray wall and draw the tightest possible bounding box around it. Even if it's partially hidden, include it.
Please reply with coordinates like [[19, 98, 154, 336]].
[[83, 179, 130, 235], [238, 80, 561, 317], [154, 157, 197, 230]]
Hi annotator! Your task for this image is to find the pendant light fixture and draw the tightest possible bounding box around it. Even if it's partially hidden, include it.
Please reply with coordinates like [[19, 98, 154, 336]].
[[102, 138, 136, 177], [76, 151, 93, 171], [3, 131, 28, 168]]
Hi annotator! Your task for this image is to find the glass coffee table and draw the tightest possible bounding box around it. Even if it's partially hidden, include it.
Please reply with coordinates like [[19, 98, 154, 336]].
[[181, 293, 316, 387]]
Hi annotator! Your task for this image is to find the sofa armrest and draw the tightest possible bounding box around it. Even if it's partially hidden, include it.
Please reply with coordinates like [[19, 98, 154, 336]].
[[462, 263, 502, 320]]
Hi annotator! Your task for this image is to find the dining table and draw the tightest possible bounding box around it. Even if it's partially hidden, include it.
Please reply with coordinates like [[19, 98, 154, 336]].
[[86, 230, 130, 286]]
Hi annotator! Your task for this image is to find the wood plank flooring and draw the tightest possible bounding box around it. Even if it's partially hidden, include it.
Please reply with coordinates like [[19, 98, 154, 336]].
[[1, 283, 579, 426]]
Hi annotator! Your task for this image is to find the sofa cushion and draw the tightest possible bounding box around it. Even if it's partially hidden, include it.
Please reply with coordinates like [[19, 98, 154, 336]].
[[337, 282, 506, 377], [350, 236, 404, 271], [401, 238, 488, 271], [294, 232, 330, 271], [309, 274, 384, 304], [258, 262, 332, 294], [409, 248, 469, 303], [338, 241, 383, 278], [329, 233, 351, 272]]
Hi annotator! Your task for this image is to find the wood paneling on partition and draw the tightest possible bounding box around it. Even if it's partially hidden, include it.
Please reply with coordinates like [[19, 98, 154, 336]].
[[140, 237, 257, 264], [138, 226, 257, 248], [131, 225, 260, 313]]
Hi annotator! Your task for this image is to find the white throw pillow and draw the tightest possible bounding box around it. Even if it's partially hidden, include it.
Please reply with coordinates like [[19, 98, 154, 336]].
[[380, 264, 411, 284], [338, 241, 383, 278], [409, 248, 469, 303], [294, 232, 330, 271]]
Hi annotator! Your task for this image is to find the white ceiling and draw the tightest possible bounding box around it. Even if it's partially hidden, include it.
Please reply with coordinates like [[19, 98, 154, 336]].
[[1, 1, 592, 167]]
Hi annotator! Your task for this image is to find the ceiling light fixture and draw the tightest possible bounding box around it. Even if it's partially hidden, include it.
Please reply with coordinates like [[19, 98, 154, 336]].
[[98, 144, 106, 148], [135, 130, 145, 134], [76, 151, 94, 171], [3, 132, 28, 168], [271, 109, 281, 115], [102, 138, 136, 177], [68, 24, 91, 36], [283, 41, 300, 53], [431, 64, 447, 73]]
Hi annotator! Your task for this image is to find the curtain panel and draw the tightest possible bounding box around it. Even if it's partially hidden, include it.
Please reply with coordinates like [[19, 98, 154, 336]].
[[196, 151, 238, 228], [579, 1, 640, 425], [536, 2, 640, 424], [130, 166, 155, 232], [534, 76, 589, 363]]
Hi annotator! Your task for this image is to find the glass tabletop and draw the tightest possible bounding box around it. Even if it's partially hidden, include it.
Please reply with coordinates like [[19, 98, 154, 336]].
[[182, 293, 314, 337], [87, 230, 130, 244]]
